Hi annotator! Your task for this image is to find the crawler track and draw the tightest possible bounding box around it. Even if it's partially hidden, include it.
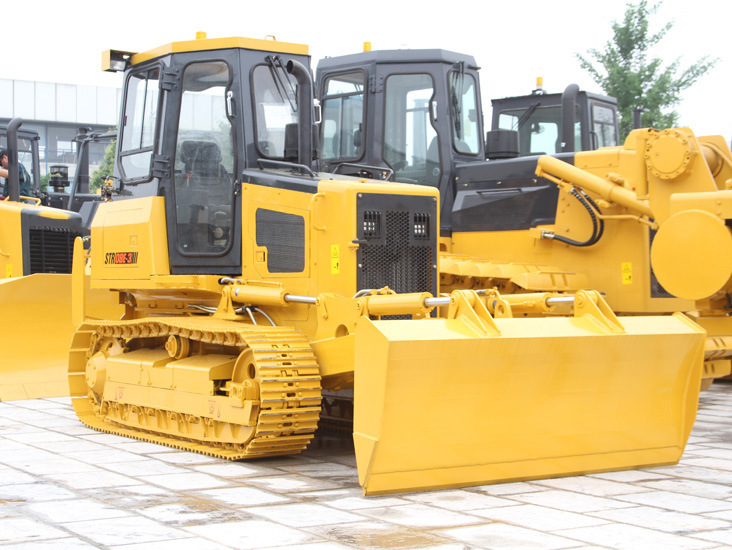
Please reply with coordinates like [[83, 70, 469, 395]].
[[69, 317, 322, 459]]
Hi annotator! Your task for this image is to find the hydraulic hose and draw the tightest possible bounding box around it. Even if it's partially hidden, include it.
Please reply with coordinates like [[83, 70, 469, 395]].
[[543, 188, 604, 247]]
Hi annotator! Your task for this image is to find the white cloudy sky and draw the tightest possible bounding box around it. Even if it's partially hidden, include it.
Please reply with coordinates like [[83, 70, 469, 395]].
[[5, 0, 730, 141]]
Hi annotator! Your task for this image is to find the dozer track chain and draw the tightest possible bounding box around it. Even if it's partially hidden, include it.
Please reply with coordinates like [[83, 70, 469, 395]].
[[69, 318, 322, 460]]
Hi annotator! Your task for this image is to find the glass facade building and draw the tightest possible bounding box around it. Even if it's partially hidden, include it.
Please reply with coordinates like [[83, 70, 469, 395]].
[[0, 78, 121, 182]]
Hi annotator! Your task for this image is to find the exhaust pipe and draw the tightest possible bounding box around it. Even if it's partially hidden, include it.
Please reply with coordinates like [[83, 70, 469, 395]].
[[285, 60, 314, 167], [5, 117, 23, 202], [561, 84, 579, 153]]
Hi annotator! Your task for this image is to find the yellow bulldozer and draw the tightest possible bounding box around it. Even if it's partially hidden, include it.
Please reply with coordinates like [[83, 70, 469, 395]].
[[532, 128, 732, 385], [0, 120, 122, 401], [64, 34, 706, 495], [315, 48, 732, 387]]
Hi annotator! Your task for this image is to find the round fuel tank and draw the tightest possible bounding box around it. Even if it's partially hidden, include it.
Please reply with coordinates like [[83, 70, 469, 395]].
[[651, 209, 732, 300]]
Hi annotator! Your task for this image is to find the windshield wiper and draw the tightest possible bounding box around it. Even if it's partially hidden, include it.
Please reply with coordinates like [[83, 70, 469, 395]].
[[450, 62, 465, 139], [266, 55, 298, 112], [515, 101, 540, 131]]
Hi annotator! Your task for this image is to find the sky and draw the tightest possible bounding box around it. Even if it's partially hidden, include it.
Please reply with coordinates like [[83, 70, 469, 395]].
[[4, 0, 730, 143]]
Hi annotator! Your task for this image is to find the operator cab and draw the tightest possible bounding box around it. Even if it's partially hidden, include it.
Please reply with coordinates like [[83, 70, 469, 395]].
[[0, 125, 41, 198], [316, 49, 484, 234], [491, 85, 620, 156], [107, 35, 313, 274]]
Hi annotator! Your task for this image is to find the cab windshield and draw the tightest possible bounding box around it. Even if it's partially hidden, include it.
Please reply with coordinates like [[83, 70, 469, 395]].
[[497, 104, 581, 156]]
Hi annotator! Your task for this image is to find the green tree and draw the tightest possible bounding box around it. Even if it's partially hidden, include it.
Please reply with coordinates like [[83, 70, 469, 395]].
[[577, 0, 717, 139], [89, 138, 116, 192]]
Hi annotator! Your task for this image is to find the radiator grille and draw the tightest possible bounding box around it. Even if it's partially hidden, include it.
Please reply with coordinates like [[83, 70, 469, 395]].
[[357, 194, 437, 301], [28, 227, 79, 274]]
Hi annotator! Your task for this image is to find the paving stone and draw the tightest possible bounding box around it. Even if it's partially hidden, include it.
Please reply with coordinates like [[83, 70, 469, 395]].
[[590, 505, 729, 534], [98, 458, 188, 477], [0, 540, 98, 549], [614, 490, 732, 514], [636, 478, 732, 500], [682, 457, 732, 472], [555, 523, 715, 550], [33, 439, 113, 454], [589, 469, 670, 483], [10, 457, 98, 476], [0, 469, 36, 485], [45, 468, 142, 490], [0, 447, 60, 465], [61, 515, 190, 546], [186, 519, 315, 549], [0, 517, 70, 544], [532, 475, 649, 496], [508, 488, 635, 513], [356, 503, 482, 528], [471, 503, 609, 531], [320, 494, 410, 511], [440, 522, 582, 550], [199, 486, 290, 507], [303, 520, 454, 550], [137, 502, 249, 526], [476, 481, 549, 495], [404, 489, 519, 511], [276, 543, 363, 550], [113, 538, 232, 550], [191, 461, 284, 478], [22, 498, 131, 523], [247, 502, 366, 527], [242, 473, 342, 493], [650, 465, 732, 484], [690, 529, 732, 546], [151, 451, 222, 465], [0, 482, 77, 503], [138, 471, 230, 491]]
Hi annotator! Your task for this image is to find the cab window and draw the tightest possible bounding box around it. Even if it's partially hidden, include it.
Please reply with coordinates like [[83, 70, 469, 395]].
[[119, 67, 160, 181], [592, 104, 619, 148], [172, 61, 235, 256], [383, 74, 440, 186], [449, 71, 480, 155], [498, 104, 581, 156], [321, 71, 365, 160], [252, 63, 299, 159]]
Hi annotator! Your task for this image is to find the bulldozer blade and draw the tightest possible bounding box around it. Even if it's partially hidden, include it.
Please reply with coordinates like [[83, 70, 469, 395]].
[[0, 274, 122, 401], [353, 313, 704, 495], [0, 274, 76, 400]]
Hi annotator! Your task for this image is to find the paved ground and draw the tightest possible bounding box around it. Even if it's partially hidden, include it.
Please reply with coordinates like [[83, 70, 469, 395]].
[[2, 385, 732, 550]]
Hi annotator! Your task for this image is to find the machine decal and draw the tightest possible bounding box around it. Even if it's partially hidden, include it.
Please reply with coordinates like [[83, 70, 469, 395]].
[[331, 245, 340, 274], [622, 262, 633, 284], [105, 252, 139, 265]]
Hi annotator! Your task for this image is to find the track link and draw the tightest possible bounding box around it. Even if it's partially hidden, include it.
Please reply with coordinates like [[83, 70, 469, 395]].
[[69, 317, 322, 459]]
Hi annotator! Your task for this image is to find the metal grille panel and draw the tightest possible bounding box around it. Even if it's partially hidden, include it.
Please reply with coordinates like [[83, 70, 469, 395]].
[[256, 209, 305, 273], [357, 194, 437, 300], [28, 227, 79, 274]]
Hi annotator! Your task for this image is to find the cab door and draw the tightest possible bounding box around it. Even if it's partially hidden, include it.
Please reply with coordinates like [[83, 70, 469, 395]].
[[162, 51, 243, 274]]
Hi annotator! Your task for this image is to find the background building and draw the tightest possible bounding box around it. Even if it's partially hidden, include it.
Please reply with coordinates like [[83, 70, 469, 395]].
[[0, 78, 121, 183]]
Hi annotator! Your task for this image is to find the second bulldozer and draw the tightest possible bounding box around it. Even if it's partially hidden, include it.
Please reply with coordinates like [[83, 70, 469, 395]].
[[315, 47, 731, 385], [64, 34, 705, 496]]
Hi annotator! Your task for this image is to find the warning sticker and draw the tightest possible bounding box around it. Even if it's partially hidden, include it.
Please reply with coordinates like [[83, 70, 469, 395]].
[[331, 245, 340, 274], [621, 262, 633, 284], [5, 264, 11, 278]]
